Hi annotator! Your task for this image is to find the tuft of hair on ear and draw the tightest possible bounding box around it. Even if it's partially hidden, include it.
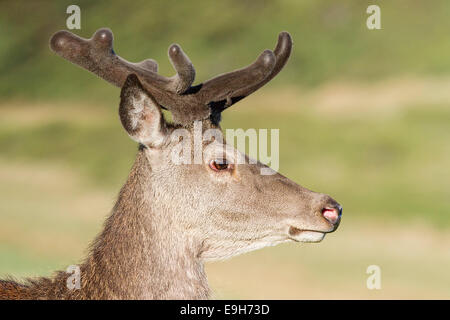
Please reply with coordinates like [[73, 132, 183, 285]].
[[119, 74, 166, 147], [122, 73, 143, 93]]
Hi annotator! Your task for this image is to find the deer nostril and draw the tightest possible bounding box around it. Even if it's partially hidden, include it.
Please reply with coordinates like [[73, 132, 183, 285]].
[[322, 206, 341, 225]]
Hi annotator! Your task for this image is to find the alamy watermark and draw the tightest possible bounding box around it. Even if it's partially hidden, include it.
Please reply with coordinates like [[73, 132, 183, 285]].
[[66, 265, 81, 290], [66, 5, 81, 30], [366, 5, 381, 30], [366, 265, 382, 290], [169, 120, 279, 175]]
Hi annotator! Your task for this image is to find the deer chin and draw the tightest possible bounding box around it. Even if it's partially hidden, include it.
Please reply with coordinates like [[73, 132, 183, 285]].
[[288, 226, 326, 243]]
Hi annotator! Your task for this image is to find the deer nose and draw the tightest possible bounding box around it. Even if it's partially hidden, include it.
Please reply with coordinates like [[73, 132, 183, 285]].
[[322, 205, 342, 225]]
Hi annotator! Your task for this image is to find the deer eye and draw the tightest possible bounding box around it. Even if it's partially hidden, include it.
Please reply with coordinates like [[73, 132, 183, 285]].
[[209, 159, 231, 172]]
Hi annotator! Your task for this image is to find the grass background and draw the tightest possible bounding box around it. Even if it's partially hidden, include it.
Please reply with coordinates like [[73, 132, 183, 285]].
[[0, 0, 449, 298]]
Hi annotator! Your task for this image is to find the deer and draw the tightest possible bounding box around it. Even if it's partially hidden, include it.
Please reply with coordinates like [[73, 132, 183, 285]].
[[0, 28, 342, 300]]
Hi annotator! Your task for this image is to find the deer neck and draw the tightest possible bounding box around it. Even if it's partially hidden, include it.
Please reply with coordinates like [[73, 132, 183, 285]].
[[81, 150, 209, 299]]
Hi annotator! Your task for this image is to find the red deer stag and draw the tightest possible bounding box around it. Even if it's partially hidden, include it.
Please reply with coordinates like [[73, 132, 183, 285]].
[[0, 28, 342, 299]]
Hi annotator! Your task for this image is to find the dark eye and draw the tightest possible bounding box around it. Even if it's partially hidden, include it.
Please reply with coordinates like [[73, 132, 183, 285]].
[[209, 159, 231, 172]]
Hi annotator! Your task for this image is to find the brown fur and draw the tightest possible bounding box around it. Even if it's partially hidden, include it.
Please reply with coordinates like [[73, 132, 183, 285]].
[[1, 151, 209, 300]]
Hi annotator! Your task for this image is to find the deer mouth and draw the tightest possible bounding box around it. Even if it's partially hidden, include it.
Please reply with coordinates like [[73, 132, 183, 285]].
[[288, 226, 326, 243]]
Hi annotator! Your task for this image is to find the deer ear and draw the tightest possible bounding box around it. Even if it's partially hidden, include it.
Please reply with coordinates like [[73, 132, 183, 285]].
[[119, 74, 167, 147]]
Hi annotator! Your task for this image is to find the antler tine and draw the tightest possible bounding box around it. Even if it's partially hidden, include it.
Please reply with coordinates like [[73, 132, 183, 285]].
[[198, 49, 276, 109], [199, 32, 292, 111], [136, 59, 159, 73], [231, 32, 292, 102], [168, 44, 196, 94], [50, 28, 170, 91]]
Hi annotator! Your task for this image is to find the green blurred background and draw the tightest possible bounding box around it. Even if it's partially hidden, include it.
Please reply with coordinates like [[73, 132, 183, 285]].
[[0, 0, 449, 299]]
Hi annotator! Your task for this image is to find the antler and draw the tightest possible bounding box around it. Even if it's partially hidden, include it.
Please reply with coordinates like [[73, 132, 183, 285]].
[[50, 28, 292, 125], [199, 32, 292, 112]]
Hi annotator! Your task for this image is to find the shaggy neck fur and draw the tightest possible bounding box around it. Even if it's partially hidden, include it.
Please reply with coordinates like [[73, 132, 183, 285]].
[[0, 150, 210, 300]]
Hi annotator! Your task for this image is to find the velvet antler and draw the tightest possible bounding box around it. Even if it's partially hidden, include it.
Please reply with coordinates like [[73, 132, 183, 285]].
[[50, 28, 292, 125]]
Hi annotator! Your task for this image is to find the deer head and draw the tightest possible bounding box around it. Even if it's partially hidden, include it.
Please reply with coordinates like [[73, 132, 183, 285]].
[[50, 28, 342, 262]]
